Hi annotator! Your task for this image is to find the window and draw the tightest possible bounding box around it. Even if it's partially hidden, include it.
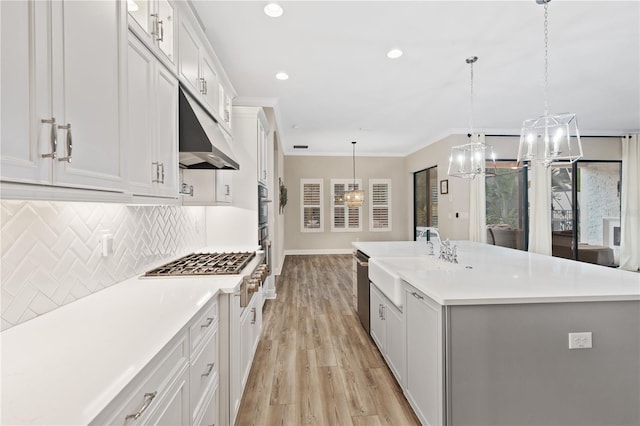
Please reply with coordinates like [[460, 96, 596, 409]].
[[301, 179, 323, 232], [414, 167, 438, 241], [550, 161, 621, 266], [330, 179, 362, 232], [485, 161, 528, 250], [369, 179, 391, 232]]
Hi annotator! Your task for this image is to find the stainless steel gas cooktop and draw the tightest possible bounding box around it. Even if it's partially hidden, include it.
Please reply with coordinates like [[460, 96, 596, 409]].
[[144, 252, 256, 277]]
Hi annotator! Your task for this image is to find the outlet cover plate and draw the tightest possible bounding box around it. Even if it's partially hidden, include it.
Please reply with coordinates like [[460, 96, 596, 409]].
[[568, 332, 593, 349]]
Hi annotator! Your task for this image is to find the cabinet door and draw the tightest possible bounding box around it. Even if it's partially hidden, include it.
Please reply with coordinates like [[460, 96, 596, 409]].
[[178, 17, 201, 96], [239, 304, 253, 390], [156, 0, 175, 63], [405, 289, 443, 426], [146, 368, 190, 426], [154, 64, 178, 197], [369, 284, 386, 352], [127, 36, 155, 196], [1, 0, 52, 184], [51, 0, 125, 191], [385, 302, 405, 388], [201, 53, 220, 116], [215, 170, 233, 203], [257, 121, 268, 183], [128, 0, 152, 39]]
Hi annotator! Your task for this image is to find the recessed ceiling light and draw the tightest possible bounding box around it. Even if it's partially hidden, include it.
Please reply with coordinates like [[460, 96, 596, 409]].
[[387, 48, 403, 59], [275, 72, 289, 80], [264, 3, 284, 18]]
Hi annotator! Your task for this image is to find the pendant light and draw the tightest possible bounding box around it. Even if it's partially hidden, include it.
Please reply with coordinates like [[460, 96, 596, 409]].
[[517, 0, 582, 168], [344, 141, 364, 207], [448, 56, 496, 179]]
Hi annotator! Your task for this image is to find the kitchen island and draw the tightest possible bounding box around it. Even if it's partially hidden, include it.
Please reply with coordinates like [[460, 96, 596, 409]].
[[354, 241, 640, 426]]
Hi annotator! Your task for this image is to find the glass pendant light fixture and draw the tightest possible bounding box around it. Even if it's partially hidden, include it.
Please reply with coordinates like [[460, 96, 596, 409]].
[[344, 141, 364, 207], [517, 0, 582, 167], [448, 56, 496, 179]]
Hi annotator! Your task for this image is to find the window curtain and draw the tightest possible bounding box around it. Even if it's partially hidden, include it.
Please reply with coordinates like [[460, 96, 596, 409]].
[[528, 162, 552, 255], [468, 133, 487, 243], [619, 134, 639, 272]]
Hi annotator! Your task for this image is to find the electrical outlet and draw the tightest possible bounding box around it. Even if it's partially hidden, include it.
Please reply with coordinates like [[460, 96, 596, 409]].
[[568, 332, 592, 349], [101, 232, 114, 257]]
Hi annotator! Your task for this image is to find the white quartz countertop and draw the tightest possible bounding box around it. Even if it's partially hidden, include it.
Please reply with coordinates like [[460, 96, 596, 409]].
[[1, 272, 242, 425], [360, 240, 640, 306]]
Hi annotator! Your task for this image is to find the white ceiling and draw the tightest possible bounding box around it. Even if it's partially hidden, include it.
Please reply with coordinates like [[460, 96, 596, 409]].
[[190, 0, 640, 157]]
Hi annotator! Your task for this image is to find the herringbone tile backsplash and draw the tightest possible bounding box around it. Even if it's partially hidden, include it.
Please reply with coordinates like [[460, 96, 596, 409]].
[[1, 201, 207, 331]]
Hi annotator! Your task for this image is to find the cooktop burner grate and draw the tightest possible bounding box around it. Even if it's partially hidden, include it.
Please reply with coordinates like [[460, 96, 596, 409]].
[[144, 252, 256, 276]]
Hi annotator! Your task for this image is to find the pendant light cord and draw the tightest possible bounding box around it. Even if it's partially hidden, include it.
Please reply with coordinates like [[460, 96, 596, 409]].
[[543, 2, 549, 116], [469, 60, 475, 135], [352, 141, 356, 189]]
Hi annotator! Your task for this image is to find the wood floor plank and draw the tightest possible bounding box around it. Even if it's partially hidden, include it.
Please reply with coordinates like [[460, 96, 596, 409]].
[[265, 404, 295, 426], [235, 254, 418, 426], [295, 348, 325, 425], [352, 415, 384, 426]]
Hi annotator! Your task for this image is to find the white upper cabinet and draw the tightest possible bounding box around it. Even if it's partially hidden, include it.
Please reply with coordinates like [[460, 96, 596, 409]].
[[1, 1, 51, 185], [127, 0, 175, 68], [1, 0, 126, 194], [200, 52, 221, 116], [127, 35, 178, 199], [177, 10, 235, 130]]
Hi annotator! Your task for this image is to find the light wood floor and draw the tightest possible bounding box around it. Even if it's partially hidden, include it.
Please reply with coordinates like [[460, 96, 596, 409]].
[[236, 255, 420, 426]]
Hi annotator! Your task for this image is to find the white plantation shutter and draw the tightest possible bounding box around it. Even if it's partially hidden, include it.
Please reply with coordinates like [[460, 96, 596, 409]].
[[331, 179, 362, 232], [369, 179, 391, 231], [301, 179, 323, 232]]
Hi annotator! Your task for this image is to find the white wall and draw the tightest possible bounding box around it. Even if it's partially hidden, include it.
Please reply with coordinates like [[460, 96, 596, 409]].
[[283, 155, 408, 253], [404, 134, 623, 241]]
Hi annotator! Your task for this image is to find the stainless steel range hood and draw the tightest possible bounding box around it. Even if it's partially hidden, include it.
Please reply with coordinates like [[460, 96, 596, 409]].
[[179, 86, 239, 170]]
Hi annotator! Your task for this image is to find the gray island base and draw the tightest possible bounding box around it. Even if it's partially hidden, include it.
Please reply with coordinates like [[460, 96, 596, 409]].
[[355, 241, 640, 426]]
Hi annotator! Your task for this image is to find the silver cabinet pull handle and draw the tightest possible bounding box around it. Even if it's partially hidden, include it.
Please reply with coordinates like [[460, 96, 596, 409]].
[[201, 362, 215, 377], [41, 118, 57, 159], [57, 123, 72, 162], [125, 391, 157, 421], [150, 13, 159, 38], [157, 19, 164, 42], [203, 79, 207, 95], [199, 77, 206, 94], [411, 292, 424, 300], [251, 307, 256, 324], [201, 317, 214, 328], [225, 184, 230, 196], [152, 162, 160, 183], [160, 163, 165, 184], [381, 305, 385, 320]]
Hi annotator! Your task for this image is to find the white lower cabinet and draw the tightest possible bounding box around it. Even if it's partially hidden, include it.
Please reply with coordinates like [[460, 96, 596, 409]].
[[370, 284, 405, 387], [146, 367, 190, 426], [404, 287, 444, 426], [92, 298, 219, 426], [240, 292, 262, 391], [91, 332, 189, 425]]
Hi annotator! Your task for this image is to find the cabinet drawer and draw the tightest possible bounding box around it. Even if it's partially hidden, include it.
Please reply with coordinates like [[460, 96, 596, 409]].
[[190, 299, 217, 353], [92, 332, 188, 425], [190, 325, 218, 417], [197, 384, 219, 426]]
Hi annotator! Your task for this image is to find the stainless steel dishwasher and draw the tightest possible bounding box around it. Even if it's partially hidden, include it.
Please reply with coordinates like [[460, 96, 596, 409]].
[[355, 250, 370, 333]]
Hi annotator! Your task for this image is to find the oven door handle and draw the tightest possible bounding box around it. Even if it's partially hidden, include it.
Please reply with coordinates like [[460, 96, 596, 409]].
[[260, 199, 273, 203]]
